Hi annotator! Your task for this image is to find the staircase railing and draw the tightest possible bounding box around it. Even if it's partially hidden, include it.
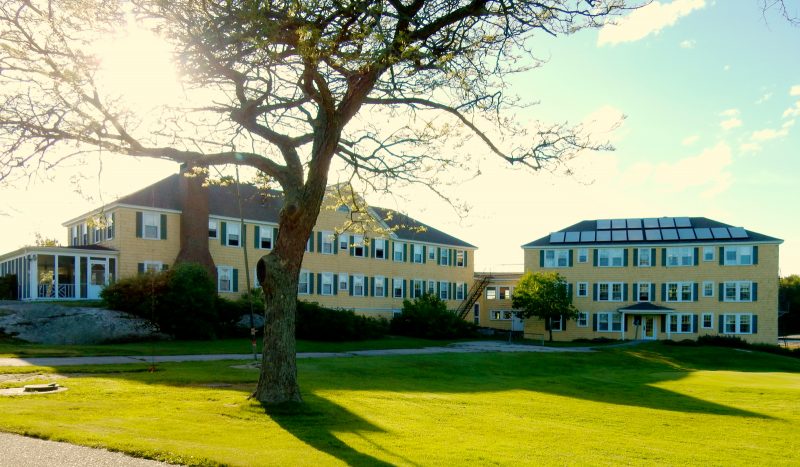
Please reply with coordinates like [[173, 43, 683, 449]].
[[454, 275, 492, 320]]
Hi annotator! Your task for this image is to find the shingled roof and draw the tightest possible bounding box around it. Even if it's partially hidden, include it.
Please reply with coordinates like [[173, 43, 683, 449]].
[[104, 174, 475, 248], [522, 217, 782, 248]]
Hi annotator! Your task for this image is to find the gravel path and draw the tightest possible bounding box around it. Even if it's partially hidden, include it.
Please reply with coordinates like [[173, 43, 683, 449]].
[[0, 432, 173, 466]]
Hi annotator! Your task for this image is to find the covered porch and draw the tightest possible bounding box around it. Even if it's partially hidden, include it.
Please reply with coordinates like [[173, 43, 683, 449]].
[[0, 246, 118, 301], [617, 302, 675, 341]]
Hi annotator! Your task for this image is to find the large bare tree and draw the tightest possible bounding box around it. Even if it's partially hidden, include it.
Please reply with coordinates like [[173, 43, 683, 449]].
[[0, 0, 629, 404]]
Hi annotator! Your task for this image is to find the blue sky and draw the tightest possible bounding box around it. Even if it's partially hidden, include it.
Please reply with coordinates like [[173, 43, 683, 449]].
[[1, 0, 798, 275]]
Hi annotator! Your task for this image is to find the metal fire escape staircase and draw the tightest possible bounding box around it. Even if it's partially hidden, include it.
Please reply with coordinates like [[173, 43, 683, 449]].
[[454, 275, 492, 320]]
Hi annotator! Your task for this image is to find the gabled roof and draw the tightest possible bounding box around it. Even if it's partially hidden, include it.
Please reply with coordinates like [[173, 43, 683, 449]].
[[522, 217, 782, 248], [74, 174, 475, 248]]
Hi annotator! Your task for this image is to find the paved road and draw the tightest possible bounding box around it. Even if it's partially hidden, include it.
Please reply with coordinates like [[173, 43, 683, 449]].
[[0, 432, 171, 467], [0, 341, 594, 367]]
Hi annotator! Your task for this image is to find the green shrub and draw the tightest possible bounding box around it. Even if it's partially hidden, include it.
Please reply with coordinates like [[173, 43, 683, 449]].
[[391, 294, 477, 340], [693, 334, 799, 358], [101, 263, 218, 340], [296, 301, 388, 341], [0, 274, 18, 300]]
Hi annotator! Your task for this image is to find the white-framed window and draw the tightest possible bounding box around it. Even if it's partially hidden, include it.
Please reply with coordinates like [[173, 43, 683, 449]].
[[577, 312, 589, 327], [412, 244, 424, 263], [490, 310, 514, 321], [486, 287, 497, 300], [218, 266, 233, 293], [427, 280, 436, 295], [578, 248, 588, 263], [668, 313, 695, 334], [352, 274, 365, 296], [597, 312, 623, 332], [439, 281, 449, 300], [597, 282, 623, 302], [598, 248, 624, 267], [394, 242, 404, 262], [666, 247, 694, 266], [351, 235, 365, 257], [411, 279, 424, 298], [339, 234, 349, 251], [142, 212, 160, 240], [393, 277, 404, 298], [666, 282, 694, 302], [338, 273, 348, 294], [637, 248, 651, 267], [439, 248, 450, 266], [321, 231, 335, 254], [456, 250, 465, 267], [722, 313, 753, 334], [374, 275, 386, 297], [259, 226, 273, 249], [703, 281, 714, 298], [428, 247, 436, 261], [724, 281, 753, 302], [105, 214, 114, 240], [456, 282, 466, 300], [498, 287, 510, 300], [702, 313, 713, 329], [544, 249, 570, 268], [298, 270, 310, 295], [226, 223, 241, 247], [81, 223, 88, 244], [71, 226, 78, 246], [724, 246, 753, 266], [93, 227, 101, 243], [208, 220, 218, 239], [320, 272, 334, 296], [577, 282, 588, 297], [703, 246, 714, 262], [549, 315, 563, 331], [143, 261, 163, 273], [373, 238, 386, 259], [637, 282, 651, 302]]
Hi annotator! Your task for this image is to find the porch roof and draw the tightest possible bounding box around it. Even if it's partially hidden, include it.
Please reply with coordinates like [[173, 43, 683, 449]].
[[617, 302, 674, 314], [0, 245, 118, 263]]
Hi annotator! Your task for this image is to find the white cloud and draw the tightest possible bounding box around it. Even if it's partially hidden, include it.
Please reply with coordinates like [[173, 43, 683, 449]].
[[580, 105, 627, 142], [719, 108, 739, 117], [723, 64, 731, 72], [679, 39, 696, 48], [597, 0, 706, 46], [739, 142, 761, 153], [751, 127, 789, 141], [783, 101, 800, 118], [756, 92, 772, 104], [681, 134, 699, 145], [720, 118, 742, 130], [791, 85, 800, 96]]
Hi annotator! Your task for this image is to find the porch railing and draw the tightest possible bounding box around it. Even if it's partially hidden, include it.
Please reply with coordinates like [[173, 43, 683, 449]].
[[37, 283, 76, 299]]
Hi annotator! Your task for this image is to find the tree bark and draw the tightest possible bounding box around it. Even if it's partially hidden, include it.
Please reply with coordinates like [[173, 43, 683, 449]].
[[175, 164, 216, 278]]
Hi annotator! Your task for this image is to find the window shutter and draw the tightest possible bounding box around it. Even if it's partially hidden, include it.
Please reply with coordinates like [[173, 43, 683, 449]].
[[650, 283, 655, 300], [317, 273, 322, 295], [160, 214, 167, 240], [661, 248, 666, 267], [136, 212, 143, 238], [333, 274, 338, 294], [624, 317, 628, 332], [273, 228, 279, 244], [317, 232, 322, 252], [220, 222, 227, 245], [350, 240, 355, 256], [567, 283, 573, 300], [384, 277, 389, 297], [719, 247, 724, 265], [719, 283, 724, 302], [232, 269, 239, 292], [623, 283, 628, 301], [651, 248, 656, 266], [422, 246, 427, 264], [364, 241, 369, 258], [404, 243, 408, 262], [661, 283, 666, 301], [593, 283, 598, 301], [308, 273, 314, 294], [334, 235, 339, 255], [562, 315, 567, 331], [308, 232, 314, 252], [633, 283, 639, 300], [349, 275, 354, 296], [254, 226, 260, 249], [752, 282, 758, 301], [540, 250, 545, 267], [633, 249, 638, 267], [752, 315, 758, 333], [137, 263, 144, 274], [593, 249, 598, 267], [719, 315, 724, 333], [753, 246, 759, 264], [403, 279, 407, 298], [592, 313, 597, 331], [660, 315, 666, 332], [161, 264, 169, 271], [693, 247, 699, 266], [368, 277, 373, 297], [240, 224, 246, 248], [623, 249, 628, 267], [693, 283, 698, 301], [692, 314, 698, 333], [569, 249, 574, 267], [111, 212, 116, 238]]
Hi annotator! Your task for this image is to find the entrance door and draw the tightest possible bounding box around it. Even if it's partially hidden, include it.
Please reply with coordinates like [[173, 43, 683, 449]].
[[642, 316, 657, 340], [88, 260, 107, 299], [511, 314, 524, 332]]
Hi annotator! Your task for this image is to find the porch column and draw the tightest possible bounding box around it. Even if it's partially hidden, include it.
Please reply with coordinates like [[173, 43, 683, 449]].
[[54, 255, 59, 297], [29, 256, 37, 300], [75, 256, 81, 299], [666, 314, 671, 340]]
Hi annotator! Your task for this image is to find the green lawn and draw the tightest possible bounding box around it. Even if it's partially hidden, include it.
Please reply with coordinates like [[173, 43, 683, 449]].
[[0, 344, 798, 466]]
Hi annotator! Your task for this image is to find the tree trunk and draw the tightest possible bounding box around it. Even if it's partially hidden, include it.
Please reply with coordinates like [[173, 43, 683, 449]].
[[175, 164, 216, 278]]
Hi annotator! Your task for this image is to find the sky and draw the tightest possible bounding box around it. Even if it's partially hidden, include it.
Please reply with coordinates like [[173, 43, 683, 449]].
[[1, 1, 798, 275]]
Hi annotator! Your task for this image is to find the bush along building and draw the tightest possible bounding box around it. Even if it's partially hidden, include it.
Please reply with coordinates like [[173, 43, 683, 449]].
[[0, 172, 476, 319], [494, 217, 782, 344]]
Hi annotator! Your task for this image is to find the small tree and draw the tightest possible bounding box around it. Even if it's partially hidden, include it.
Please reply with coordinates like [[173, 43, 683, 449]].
[[512, 272, 577, 342]]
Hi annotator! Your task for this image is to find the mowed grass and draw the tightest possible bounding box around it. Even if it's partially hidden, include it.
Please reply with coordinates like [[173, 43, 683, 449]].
[[0, 344, 798, 466]]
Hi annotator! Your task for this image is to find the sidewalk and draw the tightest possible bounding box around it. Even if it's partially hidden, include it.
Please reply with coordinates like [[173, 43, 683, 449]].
[[0, 341, 595, 368]]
